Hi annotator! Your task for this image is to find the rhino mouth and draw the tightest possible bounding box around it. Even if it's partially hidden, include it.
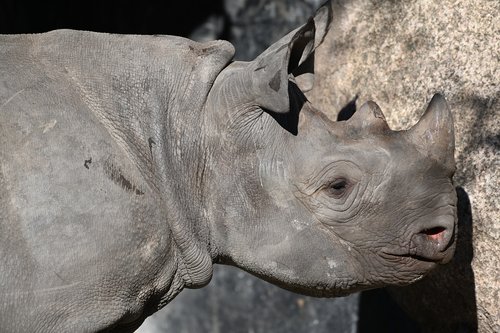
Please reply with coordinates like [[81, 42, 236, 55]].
[[409, 229, 455, 263], [383, 220, 456, 264], [420, 226, 447, 240]]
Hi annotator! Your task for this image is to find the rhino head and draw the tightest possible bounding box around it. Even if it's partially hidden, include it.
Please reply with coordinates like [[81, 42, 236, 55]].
[[202, 4, 457, 296]]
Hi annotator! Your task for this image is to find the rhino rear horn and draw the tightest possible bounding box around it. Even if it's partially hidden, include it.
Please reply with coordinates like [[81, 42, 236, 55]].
[[249, 2, 332, 114], [407, 94, 455, 171], [347, 100, 390, 133]]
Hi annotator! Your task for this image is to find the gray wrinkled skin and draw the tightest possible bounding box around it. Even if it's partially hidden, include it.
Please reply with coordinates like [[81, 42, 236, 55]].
[[0, 3, 457, 332]]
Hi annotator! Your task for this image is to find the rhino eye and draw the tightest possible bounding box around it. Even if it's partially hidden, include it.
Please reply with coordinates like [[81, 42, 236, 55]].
[[325, 178, 349, 198]]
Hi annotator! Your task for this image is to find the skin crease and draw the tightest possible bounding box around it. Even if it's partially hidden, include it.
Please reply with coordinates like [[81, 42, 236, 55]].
[[0, 2, 456, 332]]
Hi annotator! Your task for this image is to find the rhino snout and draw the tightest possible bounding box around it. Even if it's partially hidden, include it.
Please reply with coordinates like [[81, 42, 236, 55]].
[[410, 215, 456, 263]]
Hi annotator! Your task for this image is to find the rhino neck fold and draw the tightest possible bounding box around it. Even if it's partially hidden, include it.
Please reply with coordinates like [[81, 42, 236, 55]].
[[202, 62, 271, 263], [202, 63, 248, 262]]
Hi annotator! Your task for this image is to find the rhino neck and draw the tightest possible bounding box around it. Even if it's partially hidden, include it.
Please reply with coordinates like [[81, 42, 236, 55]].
[[202, 61, 271, 262]]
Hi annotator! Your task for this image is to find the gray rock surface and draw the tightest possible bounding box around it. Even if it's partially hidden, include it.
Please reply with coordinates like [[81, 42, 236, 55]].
[[309, 0, 499, 332]]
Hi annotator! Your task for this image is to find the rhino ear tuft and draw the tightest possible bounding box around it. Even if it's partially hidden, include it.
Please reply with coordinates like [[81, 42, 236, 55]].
[[348, 100, 390, 133], [407, 94, 455, 171], [249, 1, 332, 114]]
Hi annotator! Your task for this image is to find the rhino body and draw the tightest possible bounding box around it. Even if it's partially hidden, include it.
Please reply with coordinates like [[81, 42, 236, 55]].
[[0, 4, 457, 332]]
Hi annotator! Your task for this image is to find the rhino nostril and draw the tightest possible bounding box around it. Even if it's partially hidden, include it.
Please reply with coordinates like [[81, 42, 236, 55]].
[[410, 220, 455, 262], [420, 226, 446, 241]]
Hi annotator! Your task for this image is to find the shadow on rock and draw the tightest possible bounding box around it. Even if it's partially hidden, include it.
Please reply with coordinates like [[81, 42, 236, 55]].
[[336, 95, 358, 121], [386, 186, 477, 333], [357, 288, 420, 333]]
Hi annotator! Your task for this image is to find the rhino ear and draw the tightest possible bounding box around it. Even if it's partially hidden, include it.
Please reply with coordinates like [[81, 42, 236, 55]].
[[249, 2, 332, 114], [407, 94, 455, 171]]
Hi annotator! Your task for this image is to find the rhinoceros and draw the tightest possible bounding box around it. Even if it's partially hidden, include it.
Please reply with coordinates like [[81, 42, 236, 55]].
[[0, 3, 457, 332]]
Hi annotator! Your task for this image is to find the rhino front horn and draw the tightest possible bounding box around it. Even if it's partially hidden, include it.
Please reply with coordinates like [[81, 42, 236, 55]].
[[407, 94, 455, 171]]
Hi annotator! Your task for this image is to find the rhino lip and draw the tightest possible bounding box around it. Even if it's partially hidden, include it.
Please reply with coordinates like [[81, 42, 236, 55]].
[[382, 250, 445, 264], [383, 222, 456, 264]]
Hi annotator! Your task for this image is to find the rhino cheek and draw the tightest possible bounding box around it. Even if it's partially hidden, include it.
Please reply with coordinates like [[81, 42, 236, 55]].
[[262, 228, 366, 295]]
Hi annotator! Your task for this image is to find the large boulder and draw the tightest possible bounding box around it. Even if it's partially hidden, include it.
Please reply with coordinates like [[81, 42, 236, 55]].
[[309, 1, 499, 332]]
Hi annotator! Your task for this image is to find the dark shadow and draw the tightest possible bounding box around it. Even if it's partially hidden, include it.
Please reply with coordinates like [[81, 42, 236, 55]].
[[385, 186, 477, 332], [453, 93, 499, 186], [357, 288, 420, 333], [267, 82, 306, 136], [337, 95, 358, 121], [0, 0, 230, 39], [455, 186, 476, 271]]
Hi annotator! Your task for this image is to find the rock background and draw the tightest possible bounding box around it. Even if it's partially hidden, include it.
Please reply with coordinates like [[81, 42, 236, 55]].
[[308, 1, 499, 332]]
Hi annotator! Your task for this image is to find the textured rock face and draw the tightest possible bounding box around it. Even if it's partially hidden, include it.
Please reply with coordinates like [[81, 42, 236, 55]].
[[309, 1, 499, 332]]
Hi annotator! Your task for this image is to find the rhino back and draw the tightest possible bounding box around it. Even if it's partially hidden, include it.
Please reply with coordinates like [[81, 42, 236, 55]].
[[0, 31, 233, 331]]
